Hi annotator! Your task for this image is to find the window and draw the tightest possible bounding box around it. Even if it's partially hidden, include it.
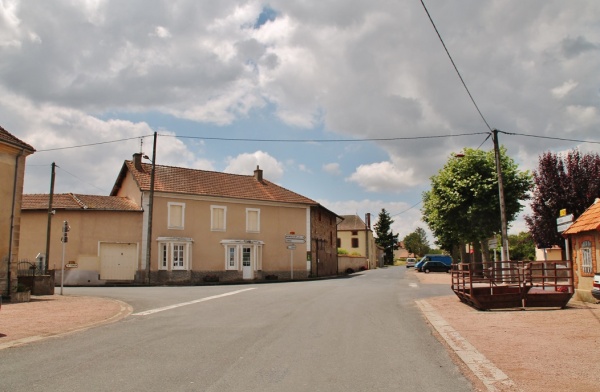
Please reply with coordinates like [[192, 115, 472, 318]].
[[351, 230, 358, 236], [582, 240, 593, 274], [227, 246, 237, 269], [211, 206, 227, 231], [246, 208, 260, 232], [157, 238, 193, 271], [352, 238, 359, 248], [168, 202, 185, 229], [243, 247, 251, 266], [221, 240, 264, 271], [337, 238, 341, 248]]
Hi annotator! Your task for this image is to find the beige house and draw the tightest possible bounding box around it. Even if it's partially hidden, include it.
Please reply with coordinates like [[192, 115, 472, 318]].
[[337, 214, 377, 270], [563, 199, 600, 303], [0, 126, 35, 297], [20, 194, 142, 285], [19, 153, 339, 285]]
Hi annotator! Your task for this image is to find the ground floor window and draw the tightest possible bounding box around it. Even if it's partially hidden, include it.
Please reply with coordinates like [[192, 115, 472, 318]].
[[221, 240, 263, 271], [582, 240, 593, 275], [157, 237, 193, 271]]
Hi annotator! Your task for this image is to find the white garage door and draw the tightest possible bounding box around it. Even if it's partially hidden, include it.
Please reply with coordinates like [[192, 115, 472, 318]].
[[100, 242, 138, 281]]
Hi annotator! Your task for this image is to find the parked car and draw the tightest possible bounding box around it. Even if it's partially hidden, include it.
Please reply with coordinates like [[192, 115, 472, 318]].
[[415, 254, 452, 272], [592, 273, 600, 301], [422, 261, 451, 273], [406, 257, 417, 268]]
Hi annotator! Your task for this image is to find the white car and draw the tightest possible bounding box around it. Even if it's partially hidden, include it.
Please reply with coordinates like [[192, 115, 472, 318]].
[[406, 257, 417, 268], [592, 273, 600, 301]]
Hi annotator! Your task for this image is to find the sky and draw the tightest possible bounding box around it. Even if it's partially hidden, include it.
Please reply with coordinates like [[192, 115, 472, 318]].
[[1, 0, 599, 245]]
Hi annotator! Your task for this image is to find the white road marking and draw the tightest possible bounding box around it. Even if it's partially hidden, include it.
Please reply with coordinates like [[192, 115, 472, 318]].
[[409, 283, 419, 288], [132, 288, 256, 316], [416, 299, 517, 392]]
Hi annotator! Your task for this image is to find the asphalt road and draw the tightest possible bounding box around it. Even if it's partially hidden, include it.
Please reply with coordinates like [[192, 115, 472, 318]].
[[0, 267, 473, 391]]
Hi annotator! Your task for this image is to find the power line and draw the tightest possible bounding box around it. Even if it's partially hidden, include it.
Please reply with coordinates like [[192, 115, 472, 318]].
[[36, 135, 152, 152], [391, 200, 422, 217], [165, 131, 489, 143], [499, 130, 600, 145], [55, 164, 106, 193], [420, 0, 493, 132]]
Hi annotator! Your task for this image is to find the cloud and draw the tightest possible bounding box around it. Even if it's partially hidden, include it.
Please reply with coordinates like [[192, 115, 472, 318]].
[[224, 150, 284, 180], [323, 162, 341, 175], [347, 161, 421, 192], [551, 80, 578, 99]]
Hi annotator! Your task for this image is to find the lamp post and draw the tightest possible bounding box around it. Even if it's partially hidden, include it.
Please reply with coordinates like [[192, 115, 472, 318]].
[[492, 129, 509, 261]]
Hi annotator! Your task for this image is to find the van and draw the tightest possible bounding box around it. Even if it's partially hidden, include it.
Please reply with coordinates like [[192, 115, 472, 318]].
[[406, 258, 417, 268], [415, 254, 452, 272]]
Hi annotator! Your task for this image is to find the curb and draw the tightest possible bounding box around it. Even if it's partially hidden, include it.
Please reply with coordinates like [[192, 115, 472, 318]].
[[416, 299, 519, 392]]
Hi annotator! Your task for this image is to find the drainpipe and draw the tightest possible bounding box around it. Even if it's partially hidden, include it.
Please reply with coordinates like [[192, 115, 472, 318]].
[[7, 150, 24, 297]]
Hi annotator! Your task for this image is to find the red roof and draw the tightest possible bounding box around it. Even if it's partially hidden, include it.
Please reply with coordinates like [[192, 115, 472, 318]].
[[0, 125, 35, 152], [22, 193, 141, 211], [563, 199, 600, 235], [118, 160, 318, 205]]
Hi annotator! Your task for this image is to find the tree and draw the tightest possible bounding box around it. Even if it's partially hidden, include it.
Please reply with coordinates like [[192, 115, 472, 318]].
[[373, 208, 399, 265], [525, 150, 600, 248], [422, 147, 532, 258], [403, 227, 430, 257], [508, 232, 535, 261]]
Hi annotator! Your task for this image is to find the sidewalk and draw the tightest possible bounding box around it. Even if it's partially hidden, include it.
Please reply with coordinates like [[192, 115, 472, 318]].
[[0, 294, 131, 350], [414, 271, 600, 392]]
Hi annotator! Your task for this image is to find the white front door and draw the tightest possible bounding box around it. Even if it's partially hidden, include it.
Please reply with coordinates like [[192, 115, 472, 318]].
[[242, 246, 253, 279]]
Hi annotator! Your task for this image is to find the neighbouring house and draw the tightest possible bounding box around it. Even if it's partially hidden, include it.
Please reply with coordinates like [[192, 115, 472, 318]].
[[393, 241, 415, 260], [21, 153, 340, 285], [562, 198, 600, 303], [0, 126, 35, 297], [337, 214, 377, 272], [535, 245, 563, 261], [19, 194, 143, 285]]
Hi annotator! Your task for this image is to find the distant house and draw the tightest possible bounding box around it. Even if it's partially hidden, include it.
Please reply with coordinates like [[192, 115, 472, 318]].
[[19, 194, 143, 285], [20, 154, 340, 285], [0, 126, 35, 297], [394, 241, 415, 260], [562, 199, 600, 303], [337, 214, 377, 270]]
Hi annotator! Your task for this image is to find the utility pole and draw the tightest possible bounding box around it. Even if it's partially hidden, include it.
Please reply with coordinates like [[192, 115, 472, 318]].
[[492, 129, 509, 261], [45, 162, 56, 273], [145, 132, 157, 284]]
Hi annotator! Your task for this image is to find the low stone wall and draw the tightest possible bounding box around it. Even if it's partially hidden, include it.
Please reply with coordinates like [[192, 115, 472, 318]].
[[338, 255, 368, 274]]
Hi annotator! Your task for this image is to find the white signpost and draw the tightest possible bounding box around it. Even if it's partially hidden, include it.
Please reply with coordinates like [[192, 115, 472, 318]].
[[556, 213, 573, 261], [285, 234, 305, 279]]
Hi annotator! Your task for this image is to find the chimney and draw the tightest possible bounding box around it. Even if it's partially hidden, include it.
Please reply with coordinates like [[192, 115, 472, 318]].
[[365, 213, 371, 229], [133, 153, 144, 171], [254, 165, 263, 182]]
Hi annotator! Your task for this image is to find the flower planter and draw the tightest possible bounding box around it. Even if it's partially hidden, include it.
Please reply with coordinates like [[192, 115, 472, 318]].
[[12, 290, 31, 303]]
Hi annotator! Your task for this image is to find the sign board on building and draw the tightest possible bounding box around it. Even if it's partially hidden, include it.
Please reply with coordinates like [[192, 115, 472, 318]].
[[285, 234, 306, 244]]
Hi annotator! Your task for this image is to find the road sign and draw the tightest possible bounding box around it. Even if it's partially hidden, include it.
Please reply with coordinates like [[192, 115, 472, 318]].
[[557, 222, 572, 232], [287, 245, 296, 250], [488, 239, 498, 248], [556, 214, 574, 225], [285, 234, 306, 244]]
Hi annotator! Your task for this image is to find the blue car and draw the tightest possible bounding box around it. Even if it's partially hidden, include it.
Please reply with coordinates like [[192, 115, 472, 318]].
[[415, 254, 452, 272]]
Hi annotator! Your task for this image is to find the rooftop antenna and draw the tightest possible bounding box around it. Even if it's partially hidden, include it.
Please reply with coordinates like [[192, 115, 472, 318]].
[[140, 137, 144, 153]]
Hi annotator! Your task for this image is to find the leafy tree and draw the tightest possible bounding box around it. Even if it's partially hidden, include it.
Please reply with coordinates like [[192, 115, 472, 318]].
[[374, 208, 399, 265], [525, 150, 600, 248], [422, 147, 532, 256], [508, 232, 535, 261], [403, 227, 430, 257]]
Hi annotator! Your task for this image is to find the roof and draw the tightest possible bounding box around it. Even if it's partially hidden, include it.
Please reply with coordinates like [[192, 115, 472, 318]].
[[562, 199, 600, 235], [112, 160, 318, 206], [0, 125, 35, 152], [22, 193, 142, 211], [338, 214, 367, 231]]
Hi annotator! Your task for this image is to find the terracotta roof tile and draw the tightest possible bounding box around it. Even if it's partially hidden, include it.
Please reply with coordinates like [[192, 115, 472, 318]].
[[22, 193, 141, 211], [338, 215, 367, 231], [563, 199, 600, 235], [125, 161, 318, 205], [0, 125, 35, 151]]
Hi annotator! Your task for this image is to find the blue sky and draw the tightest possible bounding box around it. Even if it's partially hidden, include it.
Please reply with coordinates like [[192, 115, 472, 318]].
[[1, 0, 599, 243]]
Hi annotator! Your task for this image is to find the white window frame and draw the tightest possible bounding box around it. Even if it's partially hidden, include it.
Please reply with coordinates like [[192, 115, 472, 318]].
[[167, 202, 185, 230], [211, 205, 227, 232], [226, 245, 238, 270], [582, 240, 593, 274], [157, 237, 193, 271], [246, 208, 260, 233], [221, 240, 264, 271]]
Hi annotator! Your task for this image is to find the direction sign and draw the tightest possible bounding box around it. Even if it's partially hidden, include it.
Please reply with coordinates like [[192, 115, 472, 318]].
[[488, 239, 498, 248], [557, 222, 572, 232], [556, 214, 574, 225], [285, 234, 306, 244], [287, 244, 296, 250]]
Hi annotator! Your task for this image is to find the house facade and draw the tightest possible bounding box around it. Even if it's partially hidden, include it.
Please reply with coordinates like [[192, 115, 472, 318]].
[[0, 126, 35, 297], [108, 153, 339, 283], [563, 199, 600, 303], [19, 194, 143, 285], [337, 214, 377, 270]]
